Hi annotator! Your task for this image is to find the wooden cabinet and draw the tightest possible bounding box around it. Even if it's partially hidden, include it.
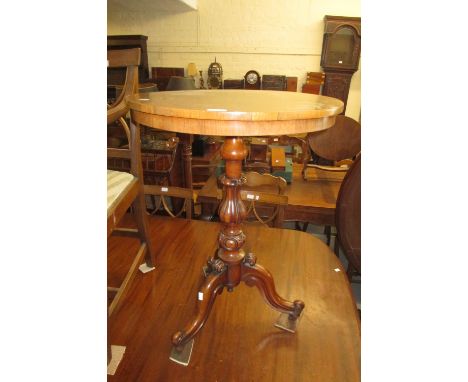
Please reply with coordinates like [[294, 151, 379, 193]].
[[320, 16, 361, 114]]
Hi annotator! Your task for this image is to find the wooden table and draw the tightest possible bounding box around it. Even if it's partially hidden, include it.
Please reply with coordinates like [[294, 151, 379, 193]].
[[198, 163, 345, 226], [128, 90, 343, 363], [108, 217, 360, 381]]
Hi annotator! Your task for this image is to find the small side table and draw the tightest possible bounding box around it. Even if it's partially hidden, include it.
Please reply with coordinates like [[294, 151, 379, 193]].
[[128, 89, 343, 365]]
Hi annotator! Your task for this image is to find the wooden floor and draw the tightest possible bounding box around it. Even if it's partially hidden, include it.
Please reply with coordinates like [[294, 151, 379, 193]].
[[108, 215, 360, 381]]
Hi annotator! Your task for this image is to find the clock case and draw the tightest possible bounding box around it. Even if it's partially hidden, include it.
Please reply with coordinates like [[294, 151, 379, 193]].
[[244, 70, 261, 90], [320, 15, 361, 114], [208, 58, 223, 89]]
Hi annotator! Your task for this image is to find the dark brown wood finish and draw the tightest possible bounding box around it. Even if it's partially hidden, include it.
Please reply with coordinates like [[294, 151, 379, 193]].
[[108, 217, 361, 381], [306, 114, 361, 163], [262, 74, 287, 91], [151, 67, 185, 91], [320, 16, 361, 114], [177, 133, 193, 189], [322, 71, 354, 113], [223, 79, 245, 89], [171, 137, 304, 349], [336, 154, 361, 274]]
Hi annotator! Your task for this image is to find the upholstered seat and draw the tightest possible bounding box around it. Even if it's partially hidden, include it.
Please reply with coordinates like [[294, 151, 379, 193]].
[[107, 170, 137, 216]]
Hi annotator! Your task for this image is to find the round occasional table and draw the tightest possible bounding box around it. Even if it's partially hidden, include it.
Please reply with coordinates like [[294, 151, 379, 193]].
[[127, 89, 344, 365]]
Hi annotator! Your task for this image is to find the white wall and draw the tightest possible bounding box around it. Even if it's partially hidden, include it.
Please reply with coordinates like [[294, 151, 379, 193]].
[[108, 0, 361, 120]]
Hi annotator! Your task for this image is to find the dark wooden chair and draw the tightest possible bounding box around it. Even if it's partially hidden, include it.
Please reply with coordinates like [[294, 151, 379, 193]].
[[107, 47, 156, 366], [144, 185, 193, 219], [301, 115, 361, 243], [335, 154, 361, 280], [303, 114, 361, 176]]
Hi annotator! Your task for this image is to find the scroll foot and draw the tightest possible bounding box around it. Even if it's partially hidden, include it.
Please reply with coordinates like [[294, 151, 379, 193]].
[[241, 259, 305, 327], [171, 262, 226, 362]]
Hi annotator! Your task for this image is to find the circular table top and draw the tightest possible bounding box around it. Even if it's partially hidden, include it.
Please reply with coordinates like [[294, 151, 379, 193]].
[[128, 90, 344, 136]]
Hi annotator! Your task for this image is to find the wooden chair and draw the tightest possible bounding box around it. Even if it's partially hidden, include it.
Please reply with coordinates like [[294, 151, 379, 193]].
[[144, 185, 193, 219], [335, 154, 361, 280], [300, 115, 361, 243], [107, 48, 156, 366], [243, 172, 288, 227], [243, 171, 287, 195], [240, 189, 288, 228], [303, 115, 361, 177]]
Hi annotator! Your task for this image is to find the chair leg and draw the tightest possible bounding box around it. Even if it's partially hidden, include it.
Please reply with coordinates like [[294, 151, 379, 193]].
[[133, 192, 156, 268], [324, 225, 331, 245], [333, 235, 340, 257], [346, 263, 354, 282]]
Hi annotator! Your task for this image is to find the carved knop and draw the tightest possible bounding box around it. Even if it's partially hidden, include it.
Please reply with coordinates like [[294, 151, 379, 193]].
[[244, 252, 257, 267], [207, 258, 227, 274], [219, 231, 246, 251]]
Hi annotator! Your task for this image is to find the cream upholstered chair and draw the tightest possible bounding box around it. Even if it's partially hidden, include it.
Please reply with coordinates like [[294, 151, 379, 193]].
[[107, 48, 156, 368]]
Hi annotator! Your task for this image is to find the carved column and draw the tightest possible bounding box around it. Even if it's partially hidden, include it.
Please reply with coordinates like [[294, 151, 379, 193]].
[[217, 137, 248, 290], [171, 137, 304, 353]]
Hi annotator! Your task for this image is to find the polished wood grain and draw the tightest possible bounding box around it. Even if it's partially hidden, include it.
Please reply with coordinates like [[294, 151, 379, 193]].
[[336, 155, 361, 274], [108, 217, 361, 382], [126, 89, 344, 360], [128, 90, 343, 136], [198, 163, 345, 226], [307, 115, 361, 162], [168, 137, 304, 349]]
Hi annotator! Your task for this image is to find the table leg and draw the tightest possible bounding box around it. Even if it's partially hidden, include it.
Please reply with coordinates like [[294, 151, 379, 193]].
[[170, 137, 305, 363], [178, 133, 193, 189]]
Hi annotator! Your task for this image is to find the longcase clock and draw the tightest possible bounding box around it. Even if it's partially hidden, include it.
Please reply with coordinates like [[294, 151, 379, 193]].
[[320, 15, 361, 114]]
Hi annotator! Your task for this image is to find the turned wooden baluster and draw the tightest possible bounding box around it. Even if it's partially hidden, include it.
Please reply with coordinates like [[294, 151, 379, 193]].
[[172, 137, 304, 349]]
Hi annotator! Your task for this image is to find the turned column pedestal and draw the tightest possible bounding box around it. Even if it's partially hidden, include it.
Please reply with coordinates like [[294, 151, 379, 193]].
[[128, 89, 344, 366], [170, 137, 305, 364]]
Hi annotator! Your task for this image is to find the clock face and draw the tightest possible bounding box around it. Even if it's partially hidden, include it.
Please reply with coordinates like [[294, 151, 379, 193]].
[[246, 72, 258, 85]]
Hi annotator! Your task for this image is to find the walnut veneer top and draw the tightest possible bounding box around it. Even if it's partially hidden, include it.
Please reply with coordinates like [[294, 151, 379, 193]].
[[128, 90, 344, 136]]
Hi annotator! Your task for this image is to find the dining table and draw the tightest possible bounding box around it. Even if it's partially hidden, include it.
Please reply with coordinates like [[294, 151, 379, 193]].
[[127, 89, 344, 364], [108, 217, 361, 381]]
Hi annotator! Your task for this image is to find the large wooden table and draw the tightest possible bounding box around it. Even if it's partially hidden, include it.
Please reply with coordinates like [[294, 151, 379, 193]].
[[128, 90, 344, 363], [198, 163, 345, 226], [108, 217, 361, 381]]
